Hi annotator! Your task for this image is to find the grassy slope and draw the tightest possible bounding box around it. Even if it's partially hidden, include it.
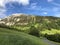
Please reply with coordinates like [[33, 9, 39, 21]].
[[0, 27, 48, 45]]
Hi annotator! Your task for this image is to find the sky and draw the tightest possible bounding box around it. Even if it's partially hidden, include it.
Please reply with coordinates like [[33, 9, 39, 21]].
[[0, 0, 60, 18]]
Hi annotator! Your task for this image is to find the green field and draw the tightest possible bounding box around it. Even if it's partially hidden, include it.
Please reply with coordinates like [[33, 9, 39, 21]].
[[0, 27, 49, 45]]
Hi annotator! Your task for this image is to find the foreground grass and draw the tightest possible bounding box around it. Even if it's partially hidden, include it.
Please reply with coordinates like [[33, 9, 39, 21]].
[[0, 27, 48, 45]]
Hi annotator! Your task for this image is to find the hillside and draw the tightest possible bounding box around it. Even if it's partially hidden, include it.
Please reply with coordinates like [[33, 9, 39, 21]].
[[0, 13, 60, 43], [0, 27, 49, 45], [0, 13, 60, 30]]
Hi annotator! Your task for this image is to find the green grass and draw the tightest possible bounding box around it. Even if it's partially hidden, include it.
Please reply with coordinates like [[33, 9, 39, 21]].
[[0, 27, 48, 45]]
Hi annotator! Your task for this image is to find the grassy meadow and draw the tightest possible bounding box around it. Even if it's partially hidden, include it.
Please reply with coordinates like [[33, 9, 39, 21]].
[[0, 27, 49, 45]]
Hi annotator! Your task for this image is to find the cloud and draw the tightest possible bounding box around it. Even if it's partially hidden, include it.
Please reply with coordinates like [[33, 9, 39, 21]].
[[41, 7, 60, 12], [19, 0, 29, 6], [27, 3, 41, 10], [0, 0, 5, 7], [30, 3, 37, 9], [40, 7, 60, 17], [43, 12, 48, 15], [52, 2, 60, 7], [0, 0, 30, 7], [47, 0, 53, 2], [53, 10, 60, 17], [0, 0, 30, 18], [51, 7, 60, 17], [0, 13, 7, 18], [48, 0, 60, 7], [41, 12, 48, 16], [29, 3, 38, 10], [54, 14, 60, 17], [0, 7, 7, 18]]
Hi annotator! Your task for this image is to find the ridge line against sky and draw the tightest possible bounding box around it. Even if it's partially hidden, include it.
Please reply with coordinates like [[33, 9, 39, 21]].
[[0, 0, 60, 18]]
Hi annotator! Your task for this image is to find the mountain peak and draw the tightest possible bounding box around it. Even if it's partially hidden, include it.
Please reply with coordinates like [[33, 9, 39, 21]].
[[0, 19, 1, 21], [0, 13, 60, 26], [12, 13, 28, 16]]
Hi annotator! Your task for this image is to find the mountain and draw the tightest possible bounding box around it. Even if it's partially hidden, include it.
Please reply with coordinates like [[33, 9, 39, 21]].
[[0, 27, 49, 45], [0, 13, 37, 26], [0, 13, 60, 30], [0, 13, 60, 43]]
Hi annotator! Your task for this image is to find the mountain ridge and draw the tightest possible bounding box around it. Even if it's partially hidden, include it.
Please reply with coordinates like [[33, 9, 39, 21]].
[[0, 13, 60, 30]]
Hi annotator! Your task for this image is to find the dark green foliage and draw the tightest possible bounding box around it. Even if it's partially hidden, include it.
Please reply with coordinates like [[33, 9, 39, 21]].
[[0, 24, 22, 32], [29, 26, 40, 37], [44, 34, 60, 43], [0, 24, 7, 28]]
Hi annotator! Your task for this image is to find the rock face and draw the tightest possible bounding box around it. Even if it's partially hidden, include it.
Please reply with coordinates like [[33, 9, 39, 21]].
[[0, 13, 60, 27], [0, 13, 36, 26]]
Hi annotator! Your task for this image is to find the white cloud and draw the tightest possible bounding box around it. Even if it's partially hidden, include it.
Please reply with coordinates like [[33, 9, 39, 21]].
[[19, 0, 29, 6], [27, 3, 41, 10], [47, 0, 53, 2], [55, 14, 60, 17], [0, 7, 7, 18], [52, 2, 60, 7], [43, 12, 48, 15], [52, 7, 60, 17], [41, 7, 60, 12], [0, 0, 30, 18], [52, 11, 60, 17], [0, 13, 7, 18], [0, 0, 5, 7], [30, 3, 38, 9], [0, 0, 29, 7]]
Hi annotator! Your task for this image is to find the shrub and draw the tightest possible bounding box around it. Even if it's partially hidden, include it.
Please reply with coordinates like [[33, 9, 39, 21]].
[[29, 26, 40, 37], [44, 33, 60, 42]]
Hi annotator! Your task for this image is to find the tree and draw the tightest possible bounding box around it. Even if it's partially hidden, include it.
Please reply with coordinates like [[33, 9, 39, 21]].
[[29, 26, 40, 37]]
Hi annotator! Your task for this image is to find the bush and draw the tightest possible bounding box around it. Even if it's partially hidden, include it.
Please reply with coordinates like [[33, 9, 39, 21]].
[[29, 26, 40, 37], [44, 33, 60, 42]]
